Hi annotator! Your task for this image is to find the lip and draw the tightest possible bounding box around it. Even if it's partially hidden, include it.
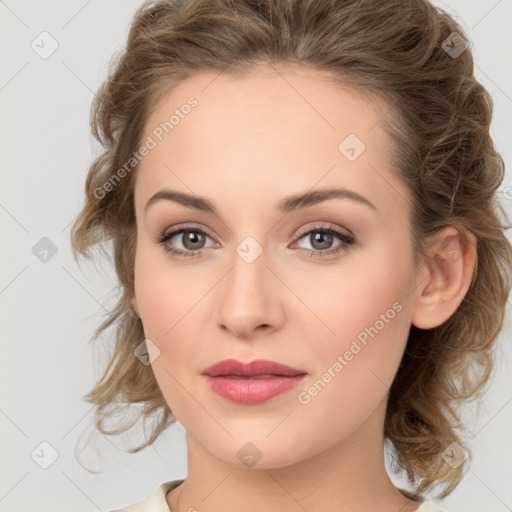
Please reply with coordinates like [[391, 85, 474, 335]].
[[202, 359, 308, 405], [202, 358, 306, 377]]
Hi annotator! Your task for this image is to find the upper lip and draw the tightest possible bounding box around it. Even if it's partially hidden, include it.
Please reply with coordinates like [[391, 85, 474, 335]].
[[202, 359, 307, 377]]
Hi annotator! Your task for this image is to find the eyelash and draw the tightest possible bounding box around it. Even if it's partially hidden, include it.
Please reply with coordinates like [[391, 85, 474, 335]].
[[157, 223, 356, 259]]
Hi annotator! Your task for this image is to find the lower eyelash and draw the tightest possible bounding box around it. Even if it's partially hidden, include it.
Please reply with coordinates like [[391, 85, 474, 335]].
[[165, 246, 202, 257], [158, 226, 355, 258]]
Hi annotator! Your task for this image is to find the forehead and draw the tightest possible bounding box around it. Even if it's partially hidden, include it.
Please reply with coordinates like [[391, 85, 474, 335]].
[[134, 63, 409, 219], [145, 62, 387, 139]]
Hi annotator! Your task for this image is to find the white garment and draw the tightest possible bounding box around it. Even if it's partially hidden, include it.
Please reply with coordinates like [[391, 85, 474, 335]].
[[109, 479, 455, 512]]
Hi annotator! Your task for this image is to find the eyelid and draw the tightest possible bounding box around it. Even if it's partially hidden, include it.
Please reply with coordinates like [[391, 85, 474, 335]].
[[158, 222, 215, 241], [294, 221, 354, 240]]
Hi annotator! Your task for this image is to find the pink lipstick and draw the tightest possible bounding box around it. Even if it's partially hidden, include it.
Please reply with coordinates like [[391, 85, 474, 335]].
[[202, 358, 307, 405]]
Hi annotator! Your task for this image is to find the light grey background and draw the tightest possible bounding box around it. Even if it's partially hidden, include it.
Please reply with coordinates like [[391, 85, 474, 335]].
[[1, 1, 511, 511]]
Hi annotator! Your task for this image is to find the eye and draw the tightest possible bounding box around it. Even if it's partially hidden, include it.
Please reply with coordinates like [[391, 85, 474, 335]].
[[292, 224, 356, 258], [157, 223, 356, 259], [158, 224, 215, 258]]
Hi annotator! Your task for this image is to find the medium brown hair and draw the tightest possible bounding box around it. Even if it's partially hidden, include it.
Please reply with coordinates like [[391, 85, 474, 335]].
[[70, 0, 512, 499]]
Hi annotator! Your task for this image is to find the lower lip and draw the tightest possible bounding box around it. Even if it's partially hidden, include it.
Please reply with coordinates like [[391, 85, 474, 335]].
[[204, 375, 306, 405]]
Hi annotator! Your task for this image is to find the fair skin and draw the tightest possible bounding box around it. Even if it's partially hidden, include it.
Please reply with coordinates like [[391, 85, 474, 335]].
[[130, 62, 476, 512]]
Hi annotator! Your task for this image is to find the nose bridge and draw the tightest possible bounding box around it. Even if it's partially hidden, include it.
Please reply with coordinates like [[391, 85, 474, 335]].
[[215, 234, 284, 336], [225, 235, 270, 304]]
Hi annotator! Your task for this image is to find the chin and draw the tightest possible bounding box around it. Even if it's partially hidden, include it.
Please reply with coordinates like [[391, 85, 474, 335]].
[[205, 436, 313, 471]]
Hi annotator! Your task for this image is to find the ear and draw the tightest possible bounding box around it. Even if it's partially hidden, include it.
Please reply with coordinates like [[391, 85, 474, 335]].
[[411, 226, 477, 329], [130, 294, 140, 318]]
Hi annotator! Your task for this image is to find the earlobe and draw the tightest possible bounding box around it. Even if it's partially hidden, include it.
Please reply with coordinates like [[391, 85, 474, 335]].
[[411, 226, 477, 330]]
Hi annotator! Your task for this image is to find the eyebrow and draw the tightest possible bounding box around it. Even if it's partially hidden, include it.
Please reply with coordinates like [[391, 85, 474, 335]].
[[144, 187, 377, 215]]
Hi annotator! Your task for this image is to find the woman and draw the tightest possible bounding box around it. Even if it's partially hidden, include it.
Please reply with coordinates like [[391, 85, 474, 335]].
[[71, 0, 512, 510]]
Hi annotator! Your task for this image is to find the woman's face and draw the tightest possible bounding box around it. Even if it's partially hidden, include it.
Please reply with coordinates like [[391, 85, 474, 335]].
[[132, 62, 422, 467]]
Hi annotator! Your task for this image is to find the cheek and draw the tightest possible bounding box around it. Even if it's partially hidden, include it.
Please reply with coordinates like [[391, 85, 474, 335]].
[[133, 244, 211, 404], [308, 255, 408, 333], [133, 242, 202, 339], [301, 246, 413, 389]]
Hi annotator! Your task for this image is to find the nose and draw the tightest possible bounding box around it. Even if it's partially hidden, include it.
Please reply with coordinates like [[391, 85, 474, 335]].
[[215, 245, 286, 340]]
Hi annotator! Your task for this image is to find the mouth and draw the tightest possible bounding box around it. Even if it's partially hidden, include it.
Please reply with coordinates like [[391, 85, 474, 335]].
[[202, 359, 307, 405]]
